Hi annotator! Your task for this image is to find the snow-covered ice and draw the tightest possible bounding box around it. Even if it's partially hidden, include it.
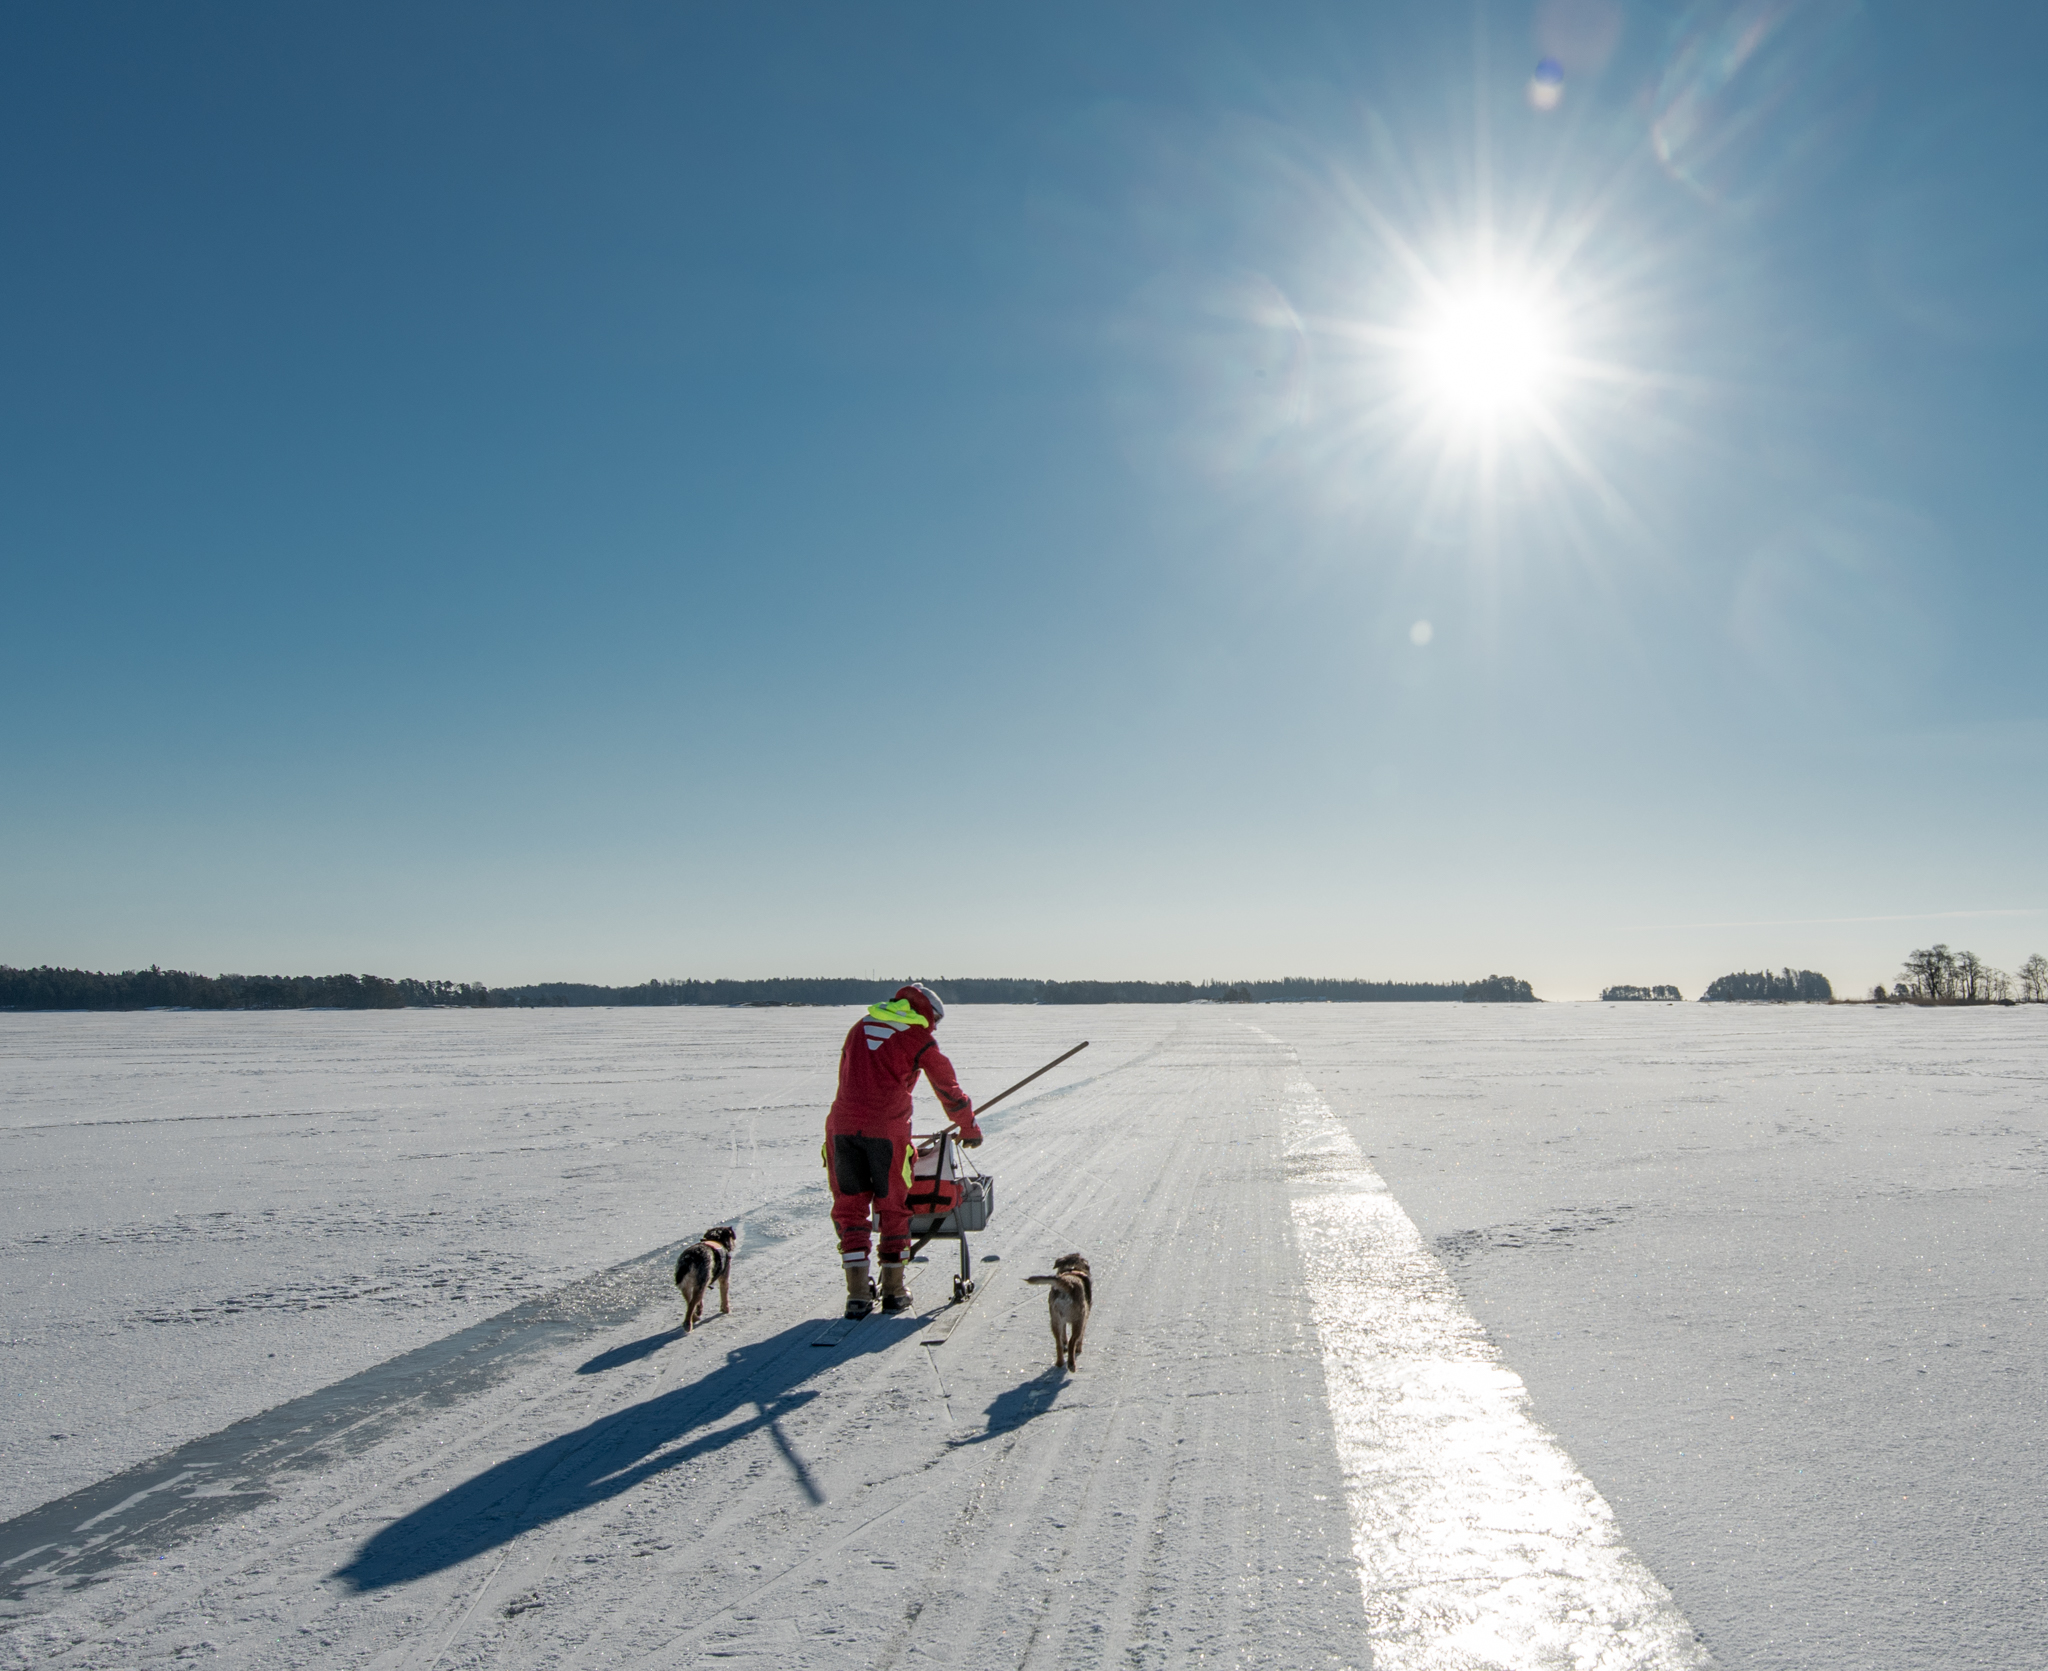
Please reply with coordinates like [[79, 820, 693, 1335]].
[[2, 1002, 2043, 1668], [1287, 1001, 2048, 1668]]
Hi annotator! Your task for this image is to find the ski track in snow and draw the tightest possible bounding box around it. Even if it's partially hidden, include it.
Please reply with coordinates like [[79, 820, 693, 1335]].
[[3, 1003, 2045, 1668]]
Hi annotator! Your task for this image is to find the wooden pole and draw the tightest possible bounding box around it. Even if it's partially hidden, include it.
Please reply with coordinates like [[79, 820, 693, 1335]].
[[974, 1040, 1089, 1118]]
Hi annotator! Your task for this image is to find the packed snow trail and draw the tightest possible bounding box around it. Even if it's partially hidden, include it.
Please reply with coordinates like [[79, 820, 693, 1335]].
[[3, 1020, 1703, 1669]]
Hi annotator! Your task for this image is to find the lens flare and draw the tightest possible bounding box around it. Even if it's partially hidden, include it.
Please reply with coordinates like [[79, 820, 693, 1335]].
[[1650, 0, 1871, 209]]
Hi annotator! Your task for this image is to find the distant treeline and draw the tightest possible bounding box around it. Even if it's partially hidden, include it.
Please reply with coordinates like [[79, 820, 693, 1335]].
[[0, 966, 1538, 1011], [1602, 984, 1683, 1001], [0, 966, 492, 1011], [499, 975, 1498, 1007], [1701, 968, 1833, 1002]]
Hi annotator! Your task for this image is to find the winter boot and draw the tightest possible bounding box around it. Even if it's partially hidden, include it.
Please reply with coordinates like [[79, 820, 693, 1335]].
[[879, 1260, 913, 1313], [842, 1257, 875, 1320]]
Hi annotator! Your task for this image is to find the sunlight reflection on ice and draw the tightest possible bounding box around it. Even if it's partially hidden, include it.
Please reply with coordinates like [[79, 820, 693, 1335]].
[[1282, 1068, 1709, 1669]]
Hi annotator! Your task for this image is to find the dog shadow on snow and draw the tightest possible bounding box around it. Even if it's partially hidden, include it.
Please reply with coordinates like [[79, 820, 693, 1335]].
[[954, 1366, 1071, 1448], [334, 1315, 919, 1592], [574, 1325, 692, 1374]]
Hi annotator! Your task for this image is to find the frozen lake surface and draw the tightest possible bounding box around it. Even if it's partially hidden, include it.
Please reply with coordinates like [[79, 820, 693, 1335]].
[[2, 1003, 2042, 1668]]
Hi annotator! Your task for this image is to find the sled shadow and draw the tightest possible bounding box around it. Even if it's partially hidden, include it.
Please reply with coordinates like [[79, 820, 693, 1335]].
[[955, 1366, 1068, 1447], [576, 1324, 692, 1374], [336, 1314, 917, 1592]]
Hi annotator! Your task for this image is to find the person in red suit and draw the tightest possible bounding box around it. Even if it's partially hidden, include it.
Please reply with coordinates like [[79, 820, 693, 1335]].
[[825, 983, 980, 1317]]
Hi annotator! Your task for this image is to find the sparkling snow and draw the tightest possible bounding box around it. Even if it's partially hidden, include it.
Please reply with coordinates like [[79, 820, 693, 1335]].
[[3, 1003, 2043, 1668]]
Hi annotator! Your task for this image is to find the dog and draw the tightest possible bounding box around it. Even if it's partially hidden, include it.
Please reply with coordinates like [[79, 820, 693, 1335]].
[[672, 1226, 739, 1333], [1025, 1252, 1091, 1371]]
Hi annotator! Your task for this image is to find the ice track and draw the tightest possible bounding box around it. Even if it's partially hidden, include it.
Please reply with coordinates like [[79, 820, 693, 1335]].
[[2, 1018, 1709, 1670]]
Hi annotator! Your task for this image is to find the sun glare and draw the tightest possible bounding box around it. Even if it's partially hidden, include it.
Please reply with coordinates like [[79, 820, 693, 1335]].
[[1414, 290, 1557, 419]]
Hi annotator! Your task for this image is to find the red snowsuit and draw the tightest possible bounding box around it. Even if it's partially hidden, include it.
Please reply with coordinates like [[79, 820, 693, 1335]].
[[825, 986, 979, 1264]]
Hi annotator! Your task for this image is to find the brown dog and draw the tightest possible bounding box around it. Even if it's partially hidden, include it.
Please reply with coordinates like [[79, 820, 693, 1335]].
[[1025, 1252, 1091, 1370], [673, 1226, 739, 1333]]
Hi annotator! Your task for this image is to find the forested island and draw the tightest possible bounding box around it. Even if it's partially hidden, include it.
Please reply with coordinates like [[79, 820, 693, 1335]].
[[0, 967, 1541, 1011], [1700, 969, 1834, 1002], [1602, 985, 1683, 1001], [1460, 975, 1539, 1002]]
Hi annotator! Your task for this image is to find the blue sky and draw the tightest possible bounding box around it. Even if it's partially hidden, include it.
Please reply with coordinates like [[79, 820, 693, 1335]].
[[3, 1, 2044, 999]]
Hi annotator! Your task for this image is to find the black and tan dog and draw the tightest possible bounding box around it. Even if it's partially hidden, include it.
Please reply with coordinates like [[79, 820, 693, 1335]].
[[1025, 1252, 1091, 1371], [673, 1226, 739, 1334]]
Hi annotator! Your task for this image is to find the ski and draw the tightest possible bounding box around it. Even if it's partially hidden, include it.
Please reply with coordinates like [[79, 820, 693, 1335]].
[[812, 1306, 923, 1347], [813, 1286, 948, 1347], [811, 1312, 870, 1347], [922, 1272, 994, 1346]]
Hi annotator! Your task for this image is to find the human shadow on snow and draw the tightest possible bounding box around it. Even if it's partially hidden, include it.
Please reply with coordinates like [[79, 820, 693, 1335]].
[[336, 1314, 919, 1591]]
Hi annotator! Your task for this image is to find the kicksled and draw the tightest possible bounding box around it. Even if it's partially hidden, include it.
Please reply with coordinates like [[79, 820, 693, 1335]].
[[906, 1126, 994, 1303], [813, 1041, 1086, 1347], [812, 1130, 992, 1348]]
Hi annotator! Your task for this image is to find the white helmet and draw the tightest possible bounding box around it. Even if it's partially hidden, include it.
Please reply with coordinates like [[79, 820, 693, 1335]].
[[898, 982, 945, 1023]]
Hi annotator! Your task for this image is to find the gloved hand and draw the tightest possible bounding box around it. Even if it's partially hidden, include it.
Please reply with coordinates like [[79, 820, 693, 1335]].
[[955, 1118, 984, 1149]]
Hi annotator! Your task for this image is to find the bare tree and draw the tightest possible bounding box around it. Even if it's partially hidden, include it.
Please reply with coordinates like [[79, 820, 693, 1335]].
[[1990, 968, 2014, 1003], [1900, 945, 1958, 1000], [1957, 949, 1987, 1002], [2022, 954, 2048, 1004]]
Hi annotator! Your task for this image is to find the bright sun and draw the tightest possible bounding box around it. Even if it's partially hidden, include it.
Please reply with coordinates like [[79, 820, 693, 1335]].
[[1414, 289, 1556, 419]]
